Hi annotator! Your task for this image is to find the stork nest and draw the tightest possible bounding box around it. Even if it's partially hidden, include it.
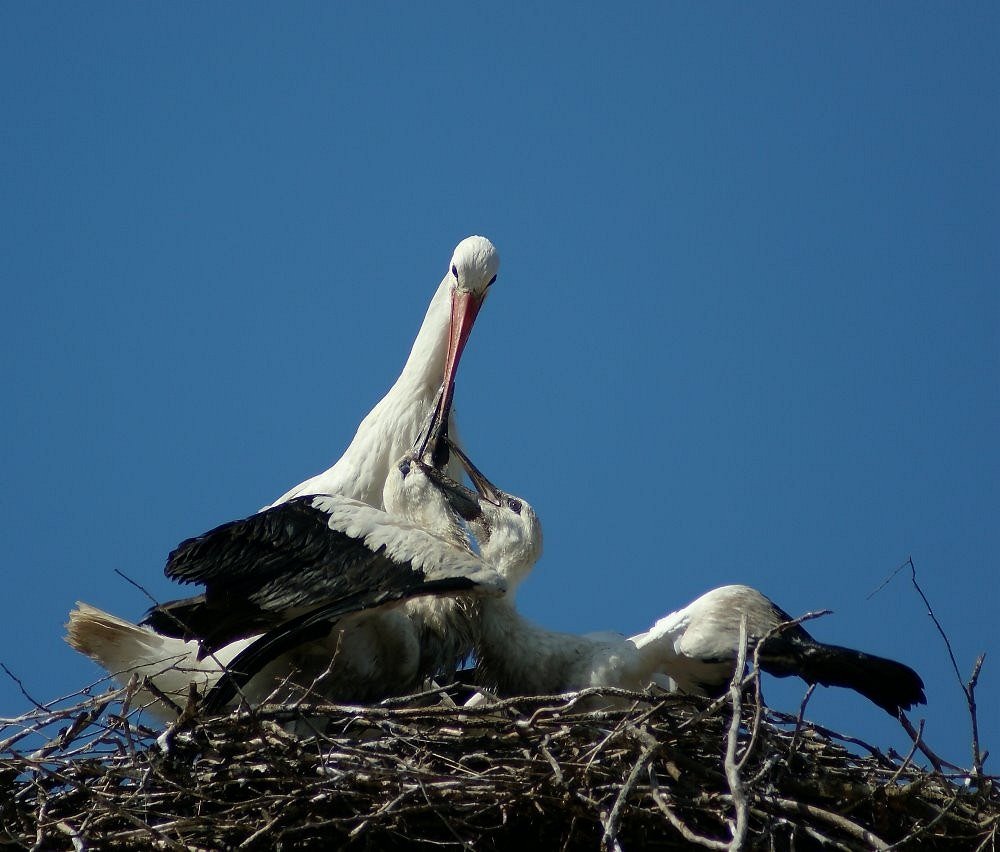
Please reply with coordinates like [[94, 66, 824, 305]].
[[0, 675, 996, 851]]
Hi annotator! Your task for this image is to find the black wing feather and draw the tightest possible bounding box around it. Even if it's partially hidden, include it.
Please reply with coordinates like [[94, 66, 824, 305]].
[[757, 633, 927, 715], [166, 498, 392, 607], [149, 497, 443, 651]]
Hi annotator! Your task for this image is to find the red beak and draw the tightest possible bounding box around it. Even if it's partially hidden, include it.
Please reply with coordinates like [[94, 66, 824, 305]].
[[413, 287, 485, 467], [438, 287, 484, 427], [444, 288, 483, 390]]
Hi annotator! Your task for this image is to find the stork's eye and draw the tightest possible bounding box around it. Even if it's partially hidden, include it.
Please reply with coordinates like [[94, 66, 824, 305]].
[[487, 273, 497, 287], [451, 264, 459, 280], [507, 498, 522, 514], [398, 461, 411, 478]]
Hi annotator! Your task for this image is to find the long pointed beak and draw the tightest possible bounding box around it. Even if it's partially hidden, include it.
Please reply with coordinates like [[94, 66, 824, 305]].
[[411, 288, 484, 470], [414, 459, 483, 521], [437, 287, 484, 449], [447, 439, 503, 507]]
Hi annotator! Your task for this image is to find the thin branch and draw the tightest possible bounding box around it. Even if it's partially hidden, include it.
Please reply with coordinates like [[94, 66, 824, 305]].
[[648, 764, 729, 850], [735, 795, 890, 849], [113, 568, 162, 607], [724, 613, 750, 851], [897, 711, 963, 774], [967, 653, 987, 777], [1, 663, 49, 712], [906, 557, 989, 775], [906, 557, 964, 684], [602, 734, 656, 852], [867, 557, 910, 600]]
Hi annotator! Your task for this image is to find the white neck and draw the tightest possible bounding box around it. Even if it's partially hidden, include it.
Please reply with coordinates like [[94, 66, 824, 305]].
[[477, 598, 599, 695], [393, 277, 452, 393]]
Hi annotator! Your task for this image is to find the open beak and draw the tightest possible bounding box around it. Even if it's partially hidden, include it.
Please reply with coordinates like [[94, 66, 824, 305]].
[[446, 439, 503, 507], [414, 459, 483, 521]]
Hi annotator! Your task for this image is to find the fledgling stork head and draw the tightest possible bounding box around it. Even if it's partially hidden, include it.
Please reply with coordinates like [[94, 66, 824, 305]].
[[439, 440, 543, 593], [382, 373, 478, 546]]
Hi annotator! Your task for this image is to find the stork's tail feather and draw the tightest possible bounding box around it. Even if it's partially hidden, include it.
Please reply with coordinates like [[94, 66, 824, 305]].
[[66, 602, 166, 670], [758, 634, 926, 715], [65, 602, 234, 721]]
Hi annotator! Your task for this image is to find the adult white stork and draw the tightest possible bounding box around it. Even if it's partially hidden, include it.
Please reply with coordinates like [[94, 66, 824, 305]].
[[66, 234, 500, 720], [270, 235, 499, 509], [65, 390, 504, 720], [444, 445, 926, 717]]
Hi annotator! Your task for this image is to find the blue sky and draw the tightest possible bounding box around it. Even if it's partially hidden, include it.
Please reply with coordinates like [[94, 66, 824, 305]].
[[2, 5, 997, 766]]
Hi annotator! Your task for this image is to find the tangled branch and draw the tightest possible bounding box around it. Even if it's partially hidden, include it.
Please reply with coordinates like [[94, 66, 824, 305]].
[[1, 671, 996, 851]]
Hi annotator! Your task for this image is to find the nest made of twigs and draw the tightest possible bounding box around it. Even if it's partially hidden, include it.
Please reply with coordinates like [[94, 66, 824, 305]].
[[1, 675, 997, 852]]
